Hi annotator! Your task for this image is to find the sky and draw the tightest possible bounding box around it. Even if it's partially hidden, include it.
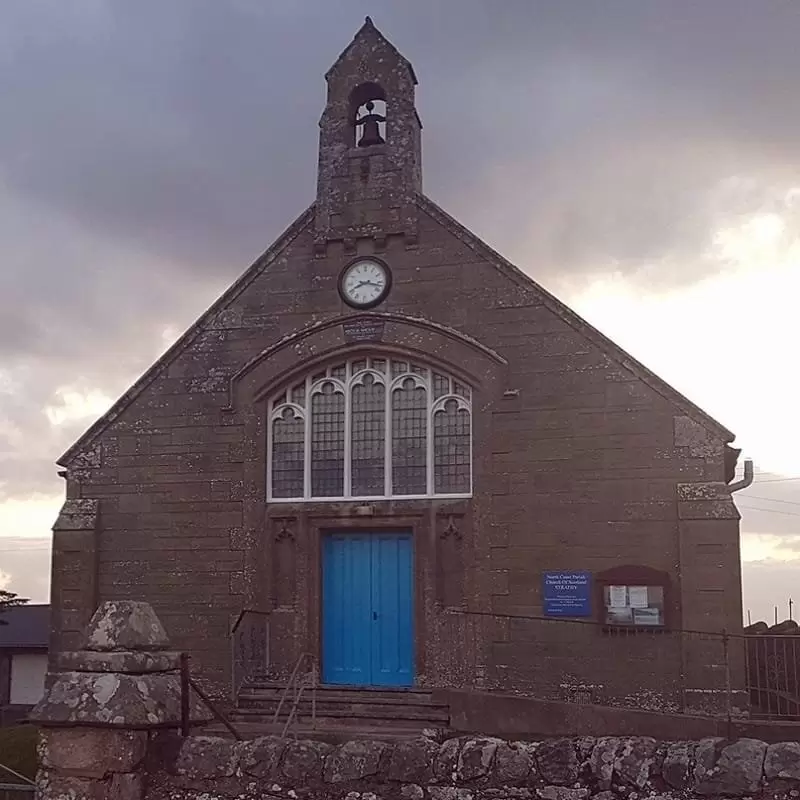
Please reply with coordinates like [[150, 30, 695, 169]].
[[0, 1, 798, 623]]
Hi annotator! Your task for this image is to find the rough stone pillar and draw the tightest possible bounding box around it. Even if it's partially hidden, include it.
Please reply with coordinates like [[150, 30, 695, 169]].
[[30, 600, 211, 800]]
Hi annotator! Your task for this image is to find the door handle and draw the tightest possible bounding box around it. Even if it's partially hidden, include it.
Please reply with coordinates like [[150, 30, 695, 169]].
[[373, 611, 378, 621]]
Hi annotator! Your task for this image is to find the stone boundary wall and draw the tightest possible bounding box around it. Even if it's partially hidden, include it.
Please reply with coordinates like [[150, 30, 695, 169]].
[[146, 734, 800, 800]]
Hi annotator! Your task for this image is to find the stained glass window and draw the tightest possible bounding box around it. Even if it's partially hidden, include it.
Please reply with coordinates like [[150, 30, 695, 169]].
[[433, 399, 471, 494], [351, 374, 386, 496], [392, 378, 428, 495], [310, 382, 345, 497], [267, 356, 472, 500], [271, 407, 304, 498]]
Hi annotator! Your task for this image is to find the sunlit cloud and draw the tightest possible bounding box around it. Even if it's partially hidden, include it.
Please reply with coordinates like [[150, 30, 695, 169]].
[[44, 387, 112, 427], [570, 192, 800, 479], [0, 496, 61, 539], [741, 533, 800, 564]]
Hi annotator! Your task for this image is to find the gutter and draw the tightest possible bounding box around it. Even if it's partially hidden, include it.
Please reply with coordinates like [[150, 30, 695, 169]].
[[729, 458, 754, 493]]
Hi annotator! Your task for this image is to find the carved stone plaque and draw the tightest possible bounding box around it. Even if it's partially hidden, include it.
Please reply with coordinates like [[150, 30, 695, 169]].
[[342, 318, 385, 343]]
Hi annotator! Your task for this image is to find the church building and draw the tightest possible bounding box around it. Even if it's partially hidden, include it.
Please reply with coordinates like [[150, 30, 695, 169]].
[[50, 19, 746, 725]]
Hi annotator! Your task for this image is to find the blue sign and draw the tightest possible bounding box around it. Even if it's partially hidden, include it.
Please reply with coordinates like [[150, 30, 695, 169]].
[[543, 571, 592, 617]]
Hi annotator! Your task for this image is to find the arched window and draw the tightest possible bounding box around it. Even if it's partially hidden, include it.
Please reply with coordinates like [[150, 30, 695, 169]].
[[268, 356, 472, 501]]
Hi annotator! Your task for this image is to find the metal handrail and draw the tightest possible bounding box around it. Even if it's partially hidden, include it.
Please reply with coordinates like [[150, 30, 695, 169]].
[[272, 652, 318, 738], [0, 762, 34, 787], [179, 653, 242, 741], [231, 607, 271, 635], [231, 608, 270, 701]]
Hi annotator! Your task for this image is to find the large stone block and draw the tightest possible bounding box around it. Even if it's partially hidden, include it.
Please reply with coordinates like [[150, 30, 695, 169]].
[[109, 772, 144, 800], [493, 741, 535, 785], [240, 735, 287, 779], [35, 769, 109, 800], [694, 737, 767, 796], [29, 671, 212, 727], [174, 735, 240, 780], [457, 737, 500, 782], [83, 601, 170, 652], [615, 736, 657, 788], [280, 739, 333, 783], [39, 729, 147, 778], [662, 742, 694, 789], [536, 739, 578, 786], [589, 738, 620, 789], [388, 737, 440, 783], [764, 741, 800, 780], [434, 737, 466, 782], [325, 739, 387, 782]]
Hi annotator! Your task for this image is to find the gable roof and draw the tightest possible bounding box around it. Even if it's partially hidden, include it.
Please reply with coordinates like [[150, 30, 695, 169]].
[[61, 190, 734, 468], [416, 194, 735, 442], [325, 16, 418, 85], [0, 604, 49, 649]]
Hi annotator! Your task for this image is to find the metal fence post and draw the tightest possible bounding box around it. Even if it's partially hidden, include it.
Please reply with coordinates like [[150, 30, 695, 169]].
[[180, 652, 191, 738], [722, 628, 733, 739]]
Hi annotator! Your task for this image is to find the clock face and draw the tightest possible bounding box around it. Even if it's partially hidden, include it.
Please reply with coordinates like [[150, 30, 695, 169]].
[[340, 259, 391, 308]]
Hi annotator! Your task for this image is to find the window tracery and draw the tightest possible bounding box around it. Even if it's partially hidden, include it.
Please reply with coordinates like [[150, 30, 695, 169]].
[[268, 356, 472, 501]]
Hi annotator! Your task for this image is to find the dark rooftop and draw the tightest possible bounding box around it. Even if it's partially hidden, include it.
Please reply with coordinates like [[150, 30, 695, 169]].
[[0, 604, 49, 649]]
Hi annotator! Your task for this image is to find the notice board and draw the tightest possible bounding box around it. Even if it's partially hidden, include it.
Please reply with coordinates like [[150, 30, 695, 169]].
[[542, 571, 592, 617]]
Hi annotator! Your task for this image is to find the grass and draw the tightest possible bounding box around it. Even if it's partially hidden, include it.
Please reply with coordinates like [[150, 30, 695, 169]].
[[0, 725, 38, 782]]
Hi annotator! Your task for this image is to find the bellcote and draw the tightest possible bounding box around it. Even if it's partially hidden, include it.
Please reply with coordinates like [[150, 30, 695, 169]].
[[314, 17, 422, 254]]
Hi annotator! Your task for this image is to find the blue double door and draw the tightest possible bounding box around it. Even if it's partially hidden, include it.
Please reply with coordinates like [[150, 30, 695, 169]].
[[322, 531, 414, 687]]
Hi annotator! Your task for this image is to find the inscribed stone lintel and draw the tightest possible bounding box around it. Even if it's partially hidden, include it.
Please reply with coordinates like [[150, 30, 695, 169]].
[[342, 318, 386, 343]]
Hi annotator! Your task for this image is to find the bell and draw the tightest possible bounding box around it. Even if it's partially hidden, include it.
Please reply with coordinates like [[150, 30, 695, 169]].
[[358, 122, 385, 147], [356, 101, 386, 147]]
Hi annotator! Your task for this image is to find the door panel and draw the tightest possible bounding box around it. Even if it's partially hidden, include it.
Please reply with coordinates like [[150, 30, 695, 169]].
[[321, 533, 372, 685], [322, 531, 413, 687], [371, 534, 414, 686]]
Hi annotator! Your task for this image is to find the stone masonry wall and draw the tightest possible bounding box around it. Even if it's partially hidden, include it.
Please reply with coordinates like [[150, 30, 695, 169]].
[[54, 20, 744, 708], [147, 733, 800, 800]]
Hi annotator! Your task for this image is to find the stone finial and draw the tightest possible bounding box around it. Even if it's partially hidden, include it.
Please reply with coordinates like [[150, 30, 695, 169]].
[[83, 600, 170, 652], [30, 601, 211, 730]]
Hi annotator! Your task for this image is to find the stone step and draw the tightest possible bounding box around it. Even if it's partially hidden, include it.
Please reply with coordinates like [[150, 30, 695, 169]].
[[229, 710, 448, 731], [241, 685, 437, 705], [202, 720, 432, 743], [238, 692, 442, 708], [233, 684, 450, 739], [233, 703, 449, 723]]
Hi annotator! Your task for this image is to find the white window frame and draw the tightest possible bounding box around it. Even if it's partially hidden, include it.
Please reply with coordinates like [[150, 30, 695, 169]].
[[267, 356, 472, 502]]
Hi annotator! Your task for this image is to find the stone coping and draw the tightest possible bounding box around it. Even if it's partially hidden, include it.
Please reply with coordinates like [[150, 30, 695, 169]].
[[145, 733, 800, 799], [56, 649, 182, 674]]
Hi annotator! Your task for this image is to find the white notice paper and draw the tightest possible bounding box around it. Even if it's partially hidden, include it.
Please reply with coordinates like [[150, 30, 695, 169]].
[[609, 585, 628, 608], [628, 586, 649, 608]]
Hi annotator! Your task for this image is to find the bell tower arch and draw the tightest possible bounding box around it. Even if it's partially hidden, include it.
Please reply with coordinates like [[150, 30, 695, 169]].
[[315, 17, 422, 254]]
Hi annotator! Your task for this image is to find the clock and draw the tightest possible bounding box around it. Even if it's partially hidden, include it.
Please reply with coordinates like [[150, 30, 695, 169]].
[[338, 258, 391, 309]]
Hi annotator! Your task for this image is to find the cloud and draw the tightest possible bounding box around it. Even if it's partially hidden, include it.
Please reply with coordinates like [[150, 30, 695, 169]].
[[742, 560, 800, 625], [0, 539, 50, 602], [0, 2, 799, 621]]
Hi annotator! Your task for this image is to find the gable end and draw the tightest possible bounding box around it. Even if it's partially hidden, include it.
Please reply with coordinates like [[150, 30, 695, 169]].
[[417, 194, 735, 443]]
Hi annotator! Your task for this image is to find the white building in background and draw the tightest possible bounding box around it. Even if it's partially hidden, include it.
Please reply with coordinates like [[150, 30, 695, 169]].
[[0, 604, 49, 724]]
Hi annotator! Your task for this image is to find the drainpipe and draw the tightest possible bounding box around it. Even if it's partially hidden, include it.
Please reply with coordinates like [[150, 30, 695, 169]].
[[728, 458, 754, 493]]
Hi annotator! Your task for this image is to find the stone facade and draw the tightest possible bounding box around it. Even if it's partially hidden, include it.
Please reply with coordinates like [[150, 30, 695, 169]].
[[50, 19, 744, 714], [150, 734, 800, 800]]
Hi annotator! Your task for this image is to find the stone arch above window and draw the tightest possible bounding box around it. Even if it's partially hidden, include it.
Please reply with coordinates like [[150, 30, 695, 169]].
[[268, 355, 472, 501]]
